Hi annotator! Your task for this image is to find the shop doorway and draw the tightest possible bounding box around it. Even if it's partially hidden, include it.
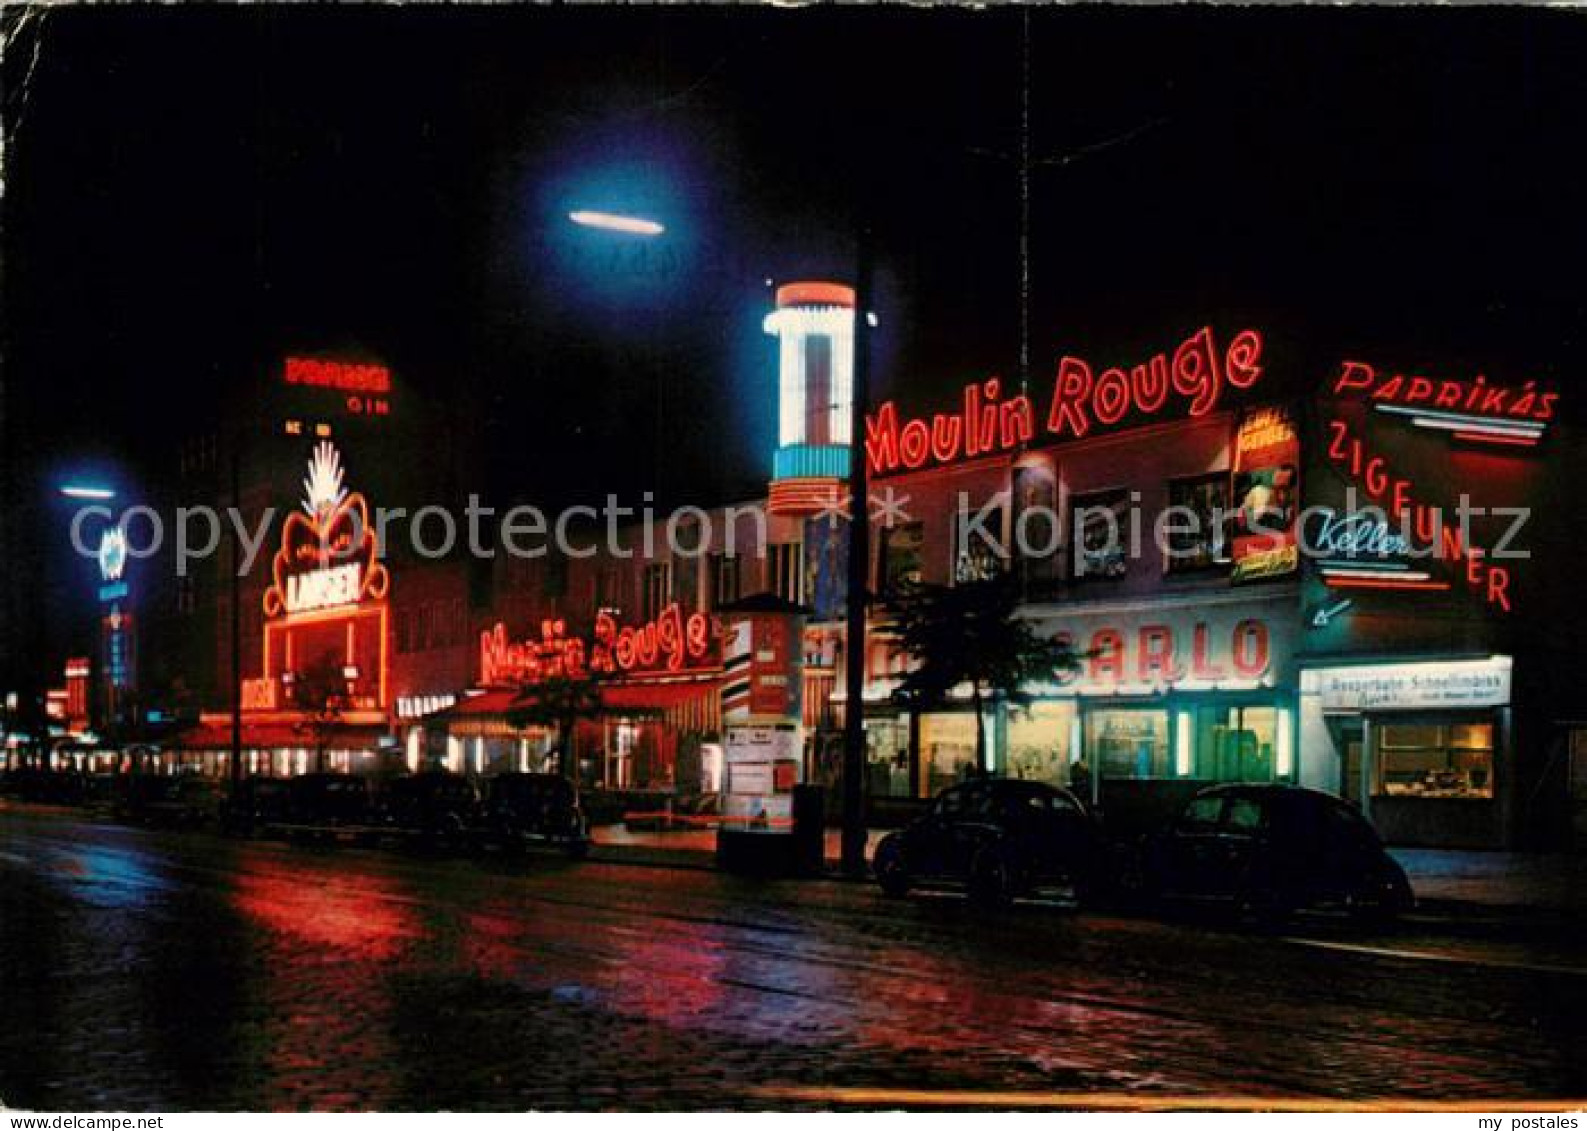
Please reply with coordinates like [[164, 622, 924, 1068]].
[[1328, 717, 1365, 806]]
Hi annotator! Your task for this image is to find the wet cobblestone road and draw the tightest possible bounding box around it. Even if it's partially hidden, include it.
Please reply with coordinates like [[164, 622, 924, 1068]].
[[2, 807, 1583, 1110]]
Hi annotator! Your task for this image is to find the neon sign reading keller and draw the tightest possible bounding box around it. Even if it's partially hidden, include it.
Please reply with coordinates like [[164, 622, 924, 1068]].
[[866, 326, 1265, 475], [262, 441, 390, 618]]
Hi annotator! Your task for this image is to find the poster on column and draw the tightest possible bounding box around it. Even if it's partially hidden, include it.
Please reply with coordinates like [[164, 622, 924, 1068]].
[[722, 725, 802, 829], [1230, 405, 1300, 583]]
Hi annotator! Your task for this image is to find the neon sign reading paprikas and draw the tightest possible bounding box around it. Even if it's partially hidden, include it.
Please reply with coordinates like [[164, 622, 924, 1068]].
[[865, 326, 1264, 475], [1333, 360, 1557, 447]]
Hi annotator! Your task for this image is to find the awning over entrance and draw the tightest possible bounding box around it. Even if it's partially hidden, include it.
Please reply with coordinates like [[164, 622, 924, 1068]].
[[432, 679, 722, 737], [600, 678, 721, 734], [166, 719, 389, 751]]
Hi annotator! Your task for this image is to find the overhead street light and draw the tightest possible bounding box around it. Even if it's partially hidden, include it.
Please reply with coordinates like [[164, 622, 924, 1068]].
[[568, 209, 665, 237], [59, 484, 116, 501]]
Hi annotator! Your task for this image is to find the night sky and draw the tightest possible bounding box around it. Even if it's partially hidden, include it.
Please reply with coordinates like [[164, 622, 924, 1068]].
[[5, 5, 1587, 686]]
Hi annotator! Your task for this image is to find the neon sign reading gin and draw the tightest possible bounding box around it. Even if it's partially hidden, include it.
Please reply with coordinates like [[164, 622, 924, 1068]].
[[865, 326, 1265, 475]]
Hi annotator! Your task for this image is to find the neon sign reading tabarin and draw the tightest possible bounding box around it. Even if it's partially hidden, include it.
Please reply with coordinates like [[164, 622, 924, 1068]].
[[865, 326, 1264, 475]]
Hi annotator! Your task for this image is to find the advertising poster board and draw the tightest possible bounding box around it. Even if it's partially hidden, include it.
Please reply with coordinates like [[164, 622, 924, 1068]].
[[1231, 405, 1300, 583]]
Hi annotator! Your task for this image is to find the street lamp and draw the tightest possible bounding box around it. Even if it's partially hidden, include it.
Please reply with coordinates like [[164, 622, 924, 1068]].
[[568, 209, 665, 237], [59, 484, 116, 501]]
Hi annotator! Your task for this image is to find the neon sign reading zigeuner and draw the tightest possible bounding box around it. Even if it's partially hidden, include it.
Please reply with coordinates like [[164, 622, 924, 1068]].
[[866, 326, 1264, 475]]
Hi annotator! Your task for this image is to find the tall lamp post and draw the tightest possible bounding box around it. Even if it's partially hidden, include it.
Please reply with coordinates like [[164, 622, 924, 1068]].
[[841, 233, 874, 878]]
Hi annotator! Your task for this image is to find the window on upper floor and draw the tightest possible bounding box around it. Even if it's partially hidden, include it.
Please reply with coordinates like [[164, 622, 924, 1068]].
[[768, 542, 804, 605], [643, 561, 673, 621], [709, 552, 740, 611]]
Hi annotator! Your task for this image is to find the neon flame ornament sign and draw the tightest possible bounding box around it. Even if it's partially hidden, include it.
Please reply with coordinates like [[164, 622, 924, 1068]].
[[262, 441, 390, 618], [865, 326, 1265, 475]]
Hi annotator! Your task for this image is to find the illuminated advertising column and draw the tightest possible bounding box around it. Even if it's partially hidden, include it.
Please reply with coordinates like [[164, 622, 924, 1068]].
[[763, 282, 855, 517], [720, 603, 806, 830]]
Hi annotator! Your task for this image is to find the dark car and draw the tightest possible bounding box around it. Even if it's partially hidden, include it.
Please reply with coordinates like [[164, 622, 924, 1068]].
[[282, 773, 378, 840], [1141, 784, 1414, 921], [220, 777, 293, 837], [3, 767, 87, 805], [482, 772, 591, 857], [380, 771, 481, 847], [114, 774, 220, 827], [872, 778, 1099, 906]]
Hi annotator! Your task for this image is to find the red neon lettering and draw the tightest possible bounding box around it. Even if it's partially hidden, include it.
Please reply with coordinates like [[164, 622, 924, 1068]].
[[1435, 381, 1464, 408], [900, 420, 930, 469], [1048, 357, 1094, 438], [999, 396, 1035, 448], [1224, 329, 1264, 389], [284, 358, 392, 394], [1413, 505, 1441, 544], [975, 379, 1001, 453], [865, 401, 899, 475], [1372, 375, 1403, 400], [1464, 547, 1486, 589], [656, 605, 683, 671], [1327, 419, 1350, 461], [1334, 360, 1376, 395], [1364, 458, 1388, 498], [1487, 566, 1512, 612], [685, 611, 710, 657], [1093, 368, 1131, 424], [1390, 478, 1412, 516], [1171, 327, 1223, 416], [1131, 356, 1170, 412], [930, 415, 963, 463]]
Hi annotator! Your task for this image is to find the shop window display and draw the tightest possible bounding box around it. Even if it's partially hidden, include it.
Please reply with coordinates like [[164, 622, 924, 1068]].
[[1006, 700, 1077, 787], [1198, 705, 1279, 783], [1089, 708, 1171, 779], [1376, 719, 1494, 799], [922, 712, 989, 795], [865, 717, 912, 798]]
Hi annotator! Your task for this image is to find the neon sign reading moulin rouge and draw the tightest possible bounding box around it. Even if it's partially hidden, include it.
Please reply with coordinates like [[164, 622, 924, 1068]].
[[262, 441, 390, 618], [481, 603, 713, 686], [866, 326, 1265, 475]]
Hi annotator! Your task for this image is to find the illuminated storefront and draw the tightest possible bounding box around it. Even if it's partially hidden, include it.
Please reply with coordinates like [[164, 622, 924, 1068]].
[[170, 440, 396, 775], [436, 603, 724, 791], [1297, 355, 1562, 847]]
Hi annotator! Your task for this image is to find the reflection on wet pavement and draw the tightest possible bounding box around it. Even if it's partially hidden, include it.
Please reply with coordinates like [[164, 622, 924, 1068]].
[[1, 808, 1582, 1110]]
